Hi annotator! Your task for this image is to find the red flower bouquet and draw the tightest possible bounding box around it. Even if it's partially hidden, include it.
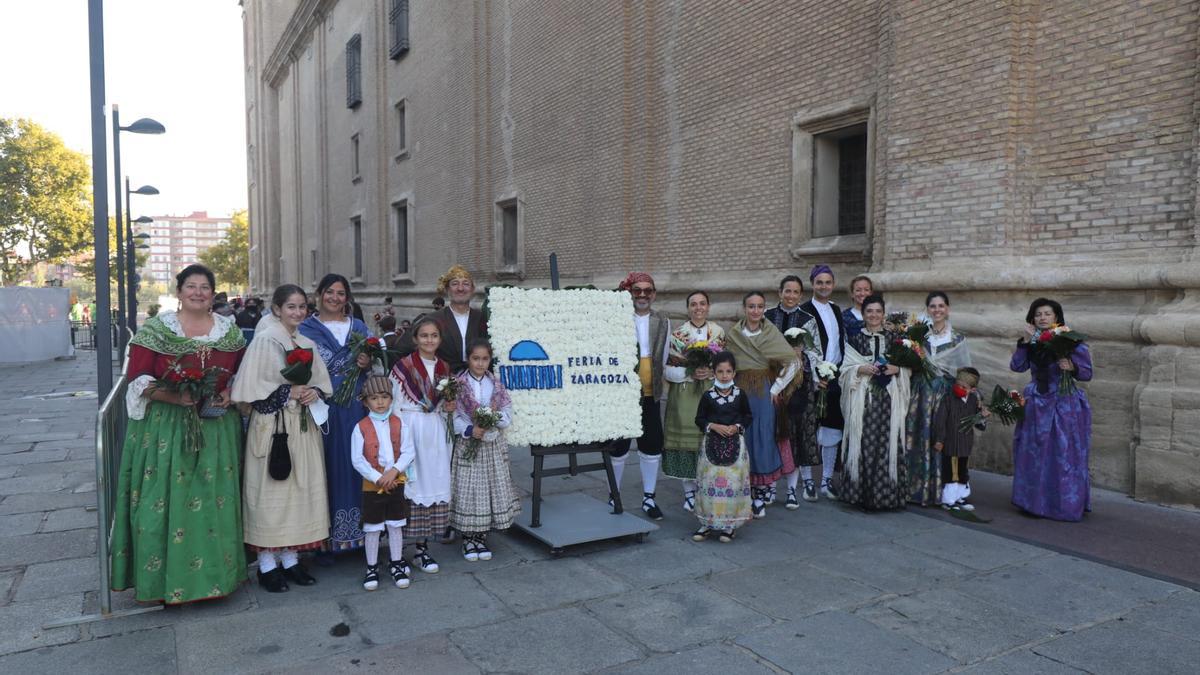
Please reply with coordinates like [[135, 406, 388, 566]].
[[280, 346, 316, 430], [158, 357, 227, 452], [957, 385, 1026, 433], [1033, 324, 1088, 394]]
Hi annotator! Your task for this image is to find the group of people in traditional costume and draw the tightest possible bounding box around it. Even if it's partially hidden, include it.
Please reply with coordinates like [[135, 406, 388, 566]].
[[612, 266, 1094, 543], [110, 258, 1092, 605], [111, 264, 520, 604]]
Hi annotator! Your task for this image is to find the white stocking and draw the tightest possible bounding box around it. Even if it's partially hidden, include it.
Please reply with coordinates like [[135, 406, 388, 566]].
[[279, 549, 299, 569], [682, 478, 697, 495], [786, 469, 800, 490], [638, 452, 660, 494], [821, 445, 837, 481], [610, 453, 626, 490], [364, 530, 381, 566], [257, 551, 278, 573], [386, 524, 404, 562]]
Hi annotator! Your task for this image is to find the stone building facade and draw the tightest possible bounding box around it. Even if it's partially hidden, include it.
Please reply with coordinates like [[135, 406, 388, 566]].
[[242, 0, 1200, 507]]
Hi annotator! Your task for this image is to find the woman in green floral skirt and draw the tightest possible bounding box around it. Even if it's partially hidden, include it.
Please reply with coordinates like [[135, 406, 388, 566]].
[[110, 264, 248, 604]]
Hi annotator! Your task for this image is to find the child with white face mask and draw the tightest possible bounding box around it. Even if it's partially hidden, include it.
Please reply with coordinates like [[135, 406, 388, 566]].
[[691, 351, 754, 543], [350, 375, 416, 590]]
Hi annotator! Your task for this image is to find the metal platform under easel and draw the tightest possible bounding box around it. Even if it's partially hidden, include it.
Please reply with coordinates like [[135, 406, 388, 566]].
[[512, 492, 658, 556], [510, 440, 658, 555]]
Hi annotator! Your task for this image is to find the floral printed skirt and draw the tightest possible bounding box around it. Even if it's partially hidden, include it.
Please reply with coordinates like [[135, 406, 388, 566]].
[[110, 402, 246, 604], [695, 433, 752, 530]]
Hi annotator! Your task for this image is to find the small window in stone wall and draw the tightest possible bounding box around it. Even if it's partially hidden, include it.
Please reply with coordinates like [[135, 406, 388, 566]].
[[836, 132, 867, 235], [789, 103, 873, 258], [395, 101, 407, 157], [389, 0, 410, 60], [351, 216, 363, 279], [346, 34, 362, 108], [351, 133, 361, 181], [813, 123, 868, 237], [501, 202, 518, 267], [394, 201, 409, 275]]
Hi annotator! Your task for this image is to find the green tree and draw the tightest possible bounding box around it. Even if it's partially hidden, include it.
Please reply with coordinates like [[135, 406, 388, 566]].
[[199, 209, 249, 292], [75, 217, 147, 284], [0, 118, 93, 285]]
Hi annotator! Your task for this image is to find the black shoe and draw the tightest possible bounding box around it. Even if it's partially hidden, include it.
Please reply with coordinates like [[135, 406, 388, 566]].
[[691, 527, 711, 542], [718, 529, 735, 543], [362, 564, 380, 591], [414, 544, 440, 573], [642, 492, 664, 521], [257, 567, 289, 593], [802, 479, 818, 502], [785, 487, 800, 510], [475, 536, 492, 561], [820, 478, 838, 500], [283, 563, 317, 586], [389, 561, 411, 589]]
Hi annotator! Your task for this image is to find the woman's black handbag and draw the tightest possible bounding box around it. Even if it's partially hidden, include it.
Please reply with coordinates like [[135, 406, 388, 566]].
[[268, 411, 292, 480]]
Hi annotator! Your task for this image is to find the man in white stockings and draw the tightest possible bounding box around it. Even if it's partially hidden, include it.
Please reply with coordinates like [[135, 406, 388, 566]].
[[798, 264, 847, 502], [610, 272, 670, 520]]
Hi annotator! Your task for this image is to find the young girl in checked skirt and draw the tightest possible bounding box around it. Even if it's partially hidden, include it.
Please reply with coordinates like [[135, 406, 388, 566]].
[[450, 339, 521, 561]]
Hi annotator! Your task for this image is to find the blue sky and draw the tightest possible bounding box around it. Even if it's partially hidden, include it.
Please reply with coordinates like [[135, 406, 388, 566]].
[[0, 0, 248, 218]]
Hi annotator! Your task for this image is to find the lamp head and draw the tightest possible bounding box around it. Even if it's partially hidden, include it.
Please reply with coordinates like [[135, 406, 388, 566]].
[[134, 216, 154, 224], [122, 118, 166, 135], [132, 185, 160, 196]]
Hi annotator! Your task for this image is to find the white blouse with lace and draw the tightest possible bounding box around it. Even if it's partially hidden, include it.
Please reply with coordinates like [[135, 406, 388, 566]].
[[125, 312, 237, 420]]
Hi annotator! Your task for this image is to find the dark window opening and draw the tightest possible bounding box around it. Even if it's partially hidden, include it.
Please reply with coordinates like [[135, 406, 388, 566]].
[[500, 202, 518, 267], [346, 34, 362, 108]]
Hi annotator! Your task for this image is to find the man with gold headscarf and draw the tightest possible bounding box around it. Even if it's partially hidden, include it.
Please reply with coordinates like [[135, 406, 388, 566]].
[[396, 265, 487, 373]]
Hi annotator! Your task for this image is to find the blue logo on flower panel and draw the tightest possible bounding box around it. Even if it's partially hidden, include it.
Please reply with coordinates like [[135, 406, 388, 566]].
[[502, 340, 562, 390], [508, 340, 549, 361]]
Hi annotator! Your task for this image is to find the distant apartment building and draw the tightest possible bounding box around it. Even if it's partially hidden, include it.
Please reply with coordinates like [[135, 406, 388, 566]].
[[139, 211, 233, 285]]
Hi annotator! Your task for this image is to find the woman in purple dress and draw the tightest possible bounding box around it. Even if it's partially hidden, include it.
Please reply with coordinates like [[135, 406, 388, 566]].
[[1010, 298, 1092, 521]]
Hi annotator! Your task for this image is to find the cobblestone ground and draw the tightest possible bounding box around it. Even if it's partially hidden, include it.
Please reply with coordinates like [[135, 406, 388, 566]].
[[2, 354, 1198, 674]]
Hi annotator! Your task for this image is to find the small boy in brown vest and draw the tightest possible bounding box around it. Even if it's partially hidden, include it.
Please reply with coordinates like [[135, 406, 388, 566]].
[[350, 375, 415, 590]]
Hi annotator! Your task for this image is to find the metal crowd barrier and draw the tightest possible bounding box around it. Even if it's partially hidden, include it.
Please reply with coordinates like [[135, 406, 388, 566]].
[[45, 368, 161, 627]]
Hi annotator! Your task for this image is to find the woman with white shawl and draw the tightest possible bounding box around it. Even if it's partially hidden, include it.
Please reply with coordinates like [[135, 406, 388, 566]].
[[232, 284, 333, 593], [838, 294, 911, 510], [903, 291, 973, 506]]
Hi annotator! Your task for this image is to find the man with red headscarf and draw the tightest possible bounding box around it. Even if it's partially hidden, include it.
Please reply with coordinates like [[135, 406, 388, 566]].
[[611, 272, 671, 520]]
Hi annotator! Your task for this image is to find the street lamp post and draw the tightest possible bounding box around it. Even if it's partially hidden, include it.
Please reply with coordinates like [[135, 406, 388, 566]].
[[110, 109, 164, 344], [125, 183, 159, 332], [87, 0, 112, 401]]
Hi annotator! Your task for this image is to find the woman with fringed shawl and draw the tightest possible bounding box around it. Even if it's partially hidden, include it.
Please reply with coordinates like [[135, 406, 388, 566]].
[[232, 284, 334, 592], [725, 291, 802, 520], [904, 291, 973, 506], [389, 316, 455, 574], [298, 273, 374, 554], [838, 294, 910, 511]]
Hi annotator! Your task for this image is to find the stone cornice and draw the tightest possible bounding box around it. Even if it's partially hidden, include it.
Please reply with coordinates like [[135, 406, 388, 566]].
[[261, 0, 338, 88]]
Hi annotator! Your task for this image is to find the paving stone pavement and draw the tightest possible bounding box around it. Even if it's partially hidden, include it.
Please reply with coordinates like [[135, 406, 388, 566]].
[[2, 354, 1198, 674]]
